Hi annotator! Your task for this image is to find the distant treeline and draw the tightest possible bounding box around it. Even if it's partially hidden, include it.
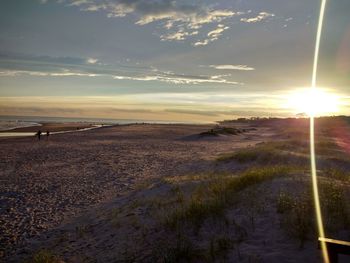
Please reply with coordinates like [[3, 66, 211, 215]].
[[220, 115, 350, 125]]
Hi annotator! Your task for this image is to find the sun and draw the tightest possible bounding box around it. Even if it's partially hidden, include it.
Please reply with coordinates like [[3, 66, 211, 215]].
[[286, 88, 340, 117]]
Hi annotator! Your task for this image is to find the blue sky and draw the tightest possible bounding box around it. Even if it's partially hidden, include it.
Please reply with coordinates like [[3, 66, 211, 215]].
[[0, 0, 349, 121]]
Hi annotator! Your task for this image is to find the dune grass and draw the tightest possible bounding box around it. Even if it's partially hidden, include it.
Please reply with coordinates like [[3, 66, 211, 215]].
[[216, 136, 342, 166], [153, 234, 197, 263], [320, 181, 349, 231], [216, 141, 308, 165], [25, 250, 61, 263], [199, 127, 247, 137], [165, 165, 292, 230], [276, 180, 349, 248], [277, 191, 313, 248], [216, 146, 282, 163], [323, 167, 350, 182], [208, 235, 234, 261]]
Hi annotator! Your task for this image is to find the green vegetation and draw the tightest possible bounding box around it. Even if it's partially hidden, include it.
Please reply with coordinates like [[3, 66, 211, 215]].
[[116, 129, 350, 260], [152, 233, 197, 263], [323, 167, 349, 182], [162, 237, 195, 262], [166, 166, 291, 230], [216, 141, 308, 166], [277, 181, 349, 248], [276, 191, 294, 213], [199, 127, 248, 137], [277, 191, 313, 248], [320, 181, 349, 231], [208, 236, 234, 261], [25, 250, 61, 263], [217, 146, 283, 163]]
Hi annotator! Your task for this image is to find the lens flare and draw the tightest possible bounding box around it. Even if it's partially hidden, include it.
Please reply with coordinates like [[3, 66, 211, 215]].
[[310, 0, 329, 262], [287, 88, 339, 117]]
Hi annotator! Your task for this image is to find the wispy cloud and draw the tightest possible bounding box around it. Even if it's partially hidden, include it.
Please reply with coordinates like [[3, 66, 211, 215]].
[[208, 65, 255, 71], [160, 30, 198, 41], [193, 39, 210, 47], [45, 1, 274, 46], [59, 0, 241, 45], [113, 72, 240, 85], [0, 53, 241, 85], [240, 12, 274, 23], [68, 0, 92, 6], [1, 69, 240, 85], [0, 70, 100, 77], [193, 24, 230, 46], [207, 24, 229, 40]]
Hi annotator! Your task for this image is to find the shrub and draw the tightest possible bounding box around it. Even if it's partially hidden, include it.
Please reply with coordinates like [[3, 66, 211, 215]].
[[320, 181, 349, 231], [26, 250, 61, 263], [278, 192, 313, 249], [276, 191, 294, 214], [154, 234, 196, 263], [166, 166, 291, 229]]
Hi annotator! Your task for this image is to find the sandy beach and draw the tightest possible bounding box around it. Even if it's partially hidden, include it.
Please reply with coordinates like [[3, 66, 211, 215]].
[[0, 123, 270, 260], [1, 119, 349, 262]]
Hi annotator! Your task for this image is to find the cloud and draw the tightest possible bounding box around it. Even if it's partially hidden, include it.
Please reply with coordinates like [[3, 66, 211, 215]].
[[3, 68, 239, 85], [68, 0, 92, 6], [163, 108, 282, 117], [0, 53, 241, 85], [0, 70, 100, 77], [192, 24, 230, 46], [193, 39, 210, 47], [86, 58, 98, 64], [160, 30, 198, 41], [113, 72, 240, 85], [208, 65, 255, 71], [240, 12, 274, 23], [72, 0, 237, 26], [164, 108, 220, 117], [207, 24, 229, 40], [0, 52, 91, 66], [63, 0, 239, 44]]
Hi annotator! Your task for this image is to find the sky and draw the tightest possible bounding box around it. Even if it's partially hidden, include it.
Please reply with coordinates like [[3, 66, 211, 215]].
[[0, 0, 349, 122]]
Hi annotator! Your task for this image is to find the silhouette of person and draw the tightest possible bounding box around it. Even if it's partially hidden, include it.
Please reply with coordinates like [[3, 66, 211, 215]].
[[36, 130, 42, 141], [46, 131, 50, 140]]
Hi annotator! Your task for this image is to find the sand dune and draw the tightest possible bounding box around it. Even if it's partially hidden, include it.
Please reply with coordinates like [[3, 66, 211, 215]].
[[1, 120, 349, 262], [0, 123, 269, 261]]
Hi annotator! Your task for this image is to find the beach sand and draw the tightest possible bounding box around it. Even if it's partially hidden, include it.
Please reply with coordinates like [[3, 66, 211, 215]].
[[1, 120, 349, 262], [0, 123, 270, 259]]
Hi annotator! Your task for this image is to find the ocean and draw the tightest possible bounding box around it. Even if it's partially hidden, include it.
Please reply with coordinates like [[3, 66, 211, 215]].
[[0, 115, 209, 137]]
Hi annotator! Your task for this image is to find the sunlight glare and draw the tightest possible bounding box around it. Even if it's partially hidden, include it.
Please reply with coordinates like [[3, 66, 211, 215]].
[[287, 88, 339, 117]]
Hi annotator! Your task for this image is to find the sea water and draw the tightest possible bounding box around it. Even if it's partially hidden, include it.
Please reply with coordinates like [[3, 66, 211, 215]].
[[0, 120, 41, 131], [0, 115, 206, 138]]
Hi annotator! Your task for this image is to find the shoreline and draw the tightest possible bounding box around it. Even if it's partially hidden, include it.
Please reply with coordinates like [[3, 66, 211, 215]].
[[0, 123, 109, 138], [0, 122, 215, 138]]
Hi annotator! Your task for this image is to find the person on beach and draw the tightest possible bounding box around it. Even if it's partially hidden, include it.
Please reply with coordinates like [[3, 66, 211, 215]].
[[46, 131, 50, 140], [36, 130, 42, 141]]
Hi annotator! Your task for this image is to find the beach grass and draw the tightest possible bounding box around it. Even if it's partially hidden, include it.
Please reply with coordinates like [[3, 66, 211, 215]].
[[25, 250, 61, 263], [165, 165, 292, 230], [216, 141, 308, 165]]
